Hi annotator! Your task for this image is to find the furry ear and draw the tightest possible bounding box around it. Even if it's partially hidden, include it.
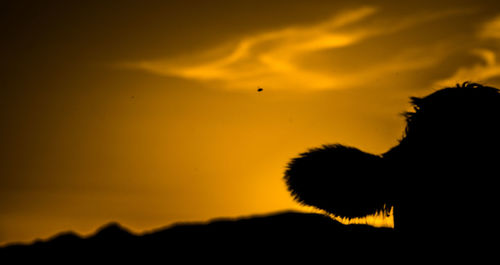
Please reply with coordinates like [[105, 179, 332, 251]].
[[284, 144, 390, 218]]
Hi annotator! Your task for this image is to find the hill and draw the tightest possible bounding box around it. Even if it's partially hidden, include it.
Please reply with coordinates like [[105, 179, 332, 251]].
[[0, 211, 395, 261]]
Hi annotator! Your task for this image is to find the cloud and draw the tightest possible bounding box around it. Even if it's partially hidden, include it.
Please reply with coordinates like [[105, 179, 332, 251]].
[[127, 6, 476, 91], [480, 15, 500, 39], [435, 15, 500, 87], [434, 49, 500, 87], [132, 7, 377, 91]]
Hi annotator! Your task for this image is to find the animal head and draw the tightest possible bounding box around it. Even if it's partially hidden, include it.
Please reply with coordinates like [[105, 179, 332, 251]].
[[284, 82, 500, 224]]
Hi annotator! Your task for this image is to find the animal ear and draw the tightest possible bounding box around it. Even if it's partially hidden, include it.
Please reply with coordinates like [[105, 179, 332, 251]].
[[284, 144, 389, 218]]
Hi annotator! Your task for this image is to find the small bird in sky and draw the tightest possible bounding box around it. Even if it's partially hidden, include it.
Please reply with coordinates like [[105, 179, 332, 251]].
[[257, 87, 263, 92]]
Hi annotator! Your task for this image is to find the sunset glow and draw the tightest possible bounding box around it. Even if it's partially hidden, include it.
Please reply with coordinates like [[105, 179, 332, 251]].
[[2, 0, 500, 245], [333, 206, 394, 228]]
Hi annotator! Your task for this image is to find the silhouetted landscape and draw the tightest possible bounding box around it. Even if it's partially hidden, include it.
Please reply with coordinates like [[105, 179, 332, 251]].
[[0, 211, 394, 261], [4, 1, 500, 262]]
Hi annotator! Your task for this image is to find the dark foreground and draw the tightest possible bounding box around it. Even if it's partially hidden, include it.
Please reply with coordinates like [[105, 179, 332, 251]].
[[1, 211, 399, 261]]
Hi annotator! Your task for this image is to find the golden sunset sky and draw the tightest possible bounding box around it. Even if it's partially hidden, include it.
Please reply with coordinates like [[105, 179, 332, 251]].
[[1, 0, 500, 244]]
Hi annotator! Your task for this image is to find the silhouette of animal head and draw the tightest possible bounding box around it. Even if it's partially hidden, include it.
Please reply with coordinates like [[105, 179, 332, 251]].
[[284, 82, 500, 230]]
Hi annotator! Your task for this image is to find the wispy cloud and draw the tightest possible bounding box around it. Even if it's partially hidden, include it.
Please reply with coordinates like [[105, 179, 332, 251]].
[[435, 49, 500, 86], [480, 15, 500, 39], [127, 7, 476, 91], [435, 15, 500, 87], [132, 7, 377, 90]]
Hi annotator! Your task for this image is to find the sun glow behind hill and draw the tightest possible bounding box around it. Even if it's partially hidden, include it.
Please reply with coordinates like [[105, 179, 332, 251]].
[[302, 205, 394, 228], [333, 206, 394, 228]]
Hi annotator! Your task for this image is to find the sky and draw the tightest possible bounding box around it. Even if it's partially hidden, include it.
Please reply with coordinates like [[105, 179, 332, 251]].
[[1, 0, 500, 245]]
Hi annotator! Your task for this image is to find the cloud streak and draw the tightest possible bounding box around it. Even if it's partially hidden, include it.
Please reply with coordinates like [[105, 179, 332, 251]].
[[435, 15, 500, 87], [480, 14, 500, 39], [435, 49, 500, 87], [128, 6, 482, 91], [132, 7, 377, 90]]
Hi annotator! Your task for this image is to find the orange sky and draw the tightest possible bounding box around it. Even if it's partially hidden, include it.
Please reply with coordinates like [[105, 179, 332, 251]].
[[1, 0, 500, 245]]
